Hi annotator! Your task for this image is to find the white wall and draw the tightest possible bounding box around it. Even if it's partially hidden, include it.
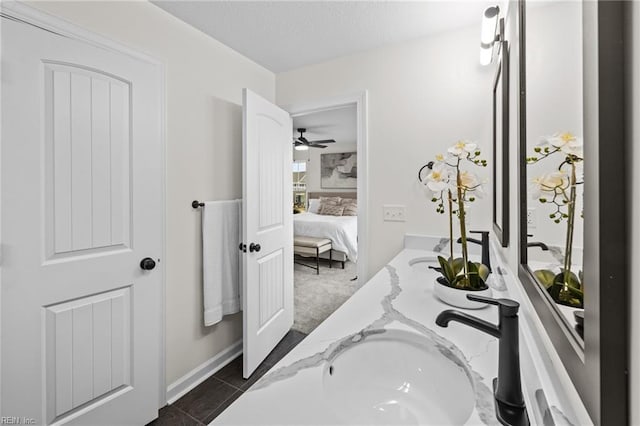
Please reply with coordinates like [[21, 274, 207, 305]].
[[294, 143, 357, 194], [26, 1, 275, 386], [627, 2, 640, 424], [278, 25, 494, 278]]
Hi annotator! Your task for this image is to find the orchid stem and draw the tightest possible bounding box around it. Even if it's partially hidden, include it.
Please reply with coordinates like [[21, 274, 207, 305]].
[[448, 189, 454, 260], [562, 162, 577, 293], [456, 163, 469, 278]]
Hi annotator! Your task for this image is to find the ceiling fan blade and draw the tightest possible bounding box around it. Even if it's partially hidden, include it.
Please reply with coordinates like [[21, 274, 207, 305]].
[[310, 144, 328, 148], [297, 136, 309, 144], [309, 139, 336, 144]]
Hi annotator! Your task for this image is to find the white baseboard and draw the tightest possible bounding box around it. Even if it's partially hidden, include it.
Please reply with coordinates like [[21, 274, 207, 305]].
[[166, 340, 242, 405]]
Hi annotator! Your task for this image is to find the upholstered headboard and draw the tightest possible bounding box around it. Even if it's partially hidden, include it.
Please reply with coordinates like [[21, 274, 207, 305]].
[[307, 191, 357, 201]]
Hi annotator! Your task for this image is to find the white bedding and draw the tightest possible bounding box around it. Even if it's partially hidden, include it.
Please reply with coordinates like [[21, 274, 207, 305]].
[[293, 212, 358, 262]]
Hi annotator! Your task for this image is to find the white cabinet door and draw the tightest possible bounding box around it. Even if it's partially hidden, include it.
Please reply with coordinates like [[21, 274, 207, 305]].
[[242, 89, 293, 377], [1, 13, 163, 425]]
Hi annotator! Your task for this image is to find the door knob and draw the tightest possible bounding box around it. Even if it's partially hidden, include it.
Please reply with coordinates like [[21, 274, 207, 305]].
[[140, 257, 156, 271], [249, 243, 261, 253]]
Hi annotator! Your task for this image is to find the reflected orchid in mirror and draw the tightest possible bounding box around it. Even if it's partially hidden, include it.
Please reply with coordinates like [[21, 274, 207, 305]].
[[418, 140, 488, 290], [527, 132, 584, 308], [544, 132, 583, 158]]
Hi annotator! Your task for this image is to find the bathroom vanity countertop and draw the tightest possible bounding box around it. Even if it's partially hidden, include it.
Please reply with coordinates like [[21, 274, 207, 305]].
[[213, 244, 515, 425]]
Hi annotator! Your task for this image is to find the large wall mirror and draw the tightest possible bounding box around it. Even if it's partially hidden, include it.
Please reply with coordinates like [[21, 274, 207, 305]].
[[518, 1, 628, 423]]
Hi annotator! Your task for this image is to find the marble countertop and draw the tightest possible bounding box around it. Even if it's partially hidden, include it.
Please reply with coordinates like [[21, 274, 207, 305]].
[[213, 244, 516, 425]]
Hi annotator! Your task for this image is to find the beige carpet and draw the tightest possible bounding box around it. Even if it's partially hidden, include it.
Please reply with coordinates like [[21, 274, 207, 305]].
[[293, 260, 362, 334]]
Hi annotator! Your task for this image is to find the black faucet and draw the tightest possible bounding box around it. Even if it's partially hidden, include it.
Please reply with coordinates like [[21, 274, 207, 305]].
[[526, 234, 549, 251], [456, 230, 491, 272], [527, 241, 549, 251], [436, 294, 529, 426]]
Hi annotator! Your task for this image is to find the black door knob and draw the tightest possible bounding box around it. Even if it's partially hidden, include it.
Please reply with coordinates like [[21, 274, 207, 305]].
[[140, 257, 156, 271], [249, 243, 261, 253]]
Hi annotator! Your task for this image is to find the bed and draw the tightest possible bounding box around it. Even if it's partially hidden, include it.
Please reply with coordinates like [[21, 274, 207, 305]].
[[293, 192, 358, 263]]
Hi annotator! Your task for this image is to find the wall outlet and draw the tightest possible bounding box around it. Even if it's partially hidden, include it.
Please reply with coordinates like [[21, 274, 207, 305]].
[[383, 205, 406, 222], [527, 208, 537, 228]]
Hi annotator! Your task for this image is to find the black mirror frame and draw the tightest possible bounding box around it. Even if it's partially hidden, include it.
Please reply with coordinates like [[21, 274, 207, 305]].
[[492, 19, 509, 248], [517, 1, 629, 424]]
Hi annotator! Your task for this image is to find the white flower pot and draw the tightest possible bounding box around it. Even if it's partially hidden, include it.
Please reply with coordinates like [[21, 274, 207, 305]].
[[433, 279, 492, 309]]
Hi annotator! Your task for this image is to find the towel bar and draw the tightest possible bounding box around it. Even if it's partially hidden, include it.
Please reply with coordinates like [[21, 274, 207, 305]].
[[192, 200, 205, 208]]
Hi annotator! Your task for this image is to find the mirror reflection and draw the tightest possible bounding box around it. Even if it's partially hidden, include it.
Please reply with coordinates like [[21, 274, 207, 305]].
[[525, 1, 584, 340]]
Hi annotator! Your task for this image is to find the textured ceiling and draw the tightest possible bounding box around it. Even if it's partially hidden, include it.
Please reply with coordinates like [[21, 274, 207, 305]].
[[292, 105, 357, 146], [152, 1, 494, 73]]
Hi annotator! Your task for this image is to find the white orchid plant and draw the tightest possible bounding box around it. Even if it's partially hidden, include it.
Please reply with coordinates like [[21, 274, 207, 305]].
[[419, 140, 489, 290], [527, 132, 584, 308]]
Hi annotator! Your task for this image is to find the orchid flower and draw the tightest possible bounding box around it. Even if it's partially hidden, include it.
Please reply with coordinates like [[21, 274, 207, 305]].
[[544, 132, 583, 159], [424, 163, 452, 193], [447, 140, 478, 159], [530, 171, 569, 200]]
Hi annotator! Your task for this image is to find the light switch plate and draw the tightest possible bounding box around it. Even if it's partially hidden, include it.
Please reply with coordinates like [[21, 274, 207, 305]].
[[383, 205, 406, 222], [527, 208, 537, 229]]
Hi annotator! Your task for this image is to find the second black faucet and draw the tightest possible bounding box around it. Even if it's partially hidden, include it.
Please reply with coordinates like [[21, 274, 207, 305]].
[[456, 230, 491, 272]]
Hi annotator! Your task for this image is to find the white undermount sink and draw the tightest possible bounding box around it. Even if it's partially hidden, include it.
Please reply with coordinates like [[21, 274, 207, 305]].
[[322, 329, 475, 425]]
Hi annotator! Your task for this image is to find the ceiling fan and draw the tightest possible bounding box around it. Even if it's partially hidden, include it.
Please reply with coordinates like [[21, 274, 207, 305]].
[[293, 128, 336, 150]]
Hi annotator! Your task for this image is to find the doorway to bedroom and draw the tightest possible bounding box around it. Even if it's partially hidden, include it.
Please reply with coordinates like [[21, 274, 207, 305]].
[[290, 103, 364, 334]]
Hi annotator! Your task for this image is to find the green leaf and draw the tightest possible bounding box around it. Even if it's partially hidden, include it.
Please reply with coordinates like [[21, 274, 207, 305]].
[[534, 269, 556, 289], [555, 270, 582, 290], [544, 272, 584, 308], [437, 256, 454, 283], [451, 274, 469, 289], [451, 257, 465, 276], [466, 261, 478, 276], [465, 262, 486, 290], [547, 282, 562, 301], [475, 263, 490, 282]]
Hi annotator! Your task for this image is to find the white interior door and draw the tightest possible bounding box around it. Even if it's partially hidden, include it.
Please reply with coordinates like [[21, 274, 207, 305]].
[[242, 89, 293, 378], [1, 13, 163, 425]]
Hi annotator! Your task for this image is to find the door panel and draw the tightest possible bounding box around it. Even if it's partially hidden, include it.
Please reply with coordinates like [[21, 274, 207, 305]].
[[1, 13, 162, 425], [258, 249, 284, 328], [44, 63, 132, 259], [243, 89, 293, 377]]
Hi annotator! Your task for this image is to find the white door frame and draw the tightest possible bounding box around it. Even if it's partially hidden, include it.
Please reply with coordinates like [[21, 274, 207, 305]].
[[0, 1, 168, 409], [283, 91, 369, 284]]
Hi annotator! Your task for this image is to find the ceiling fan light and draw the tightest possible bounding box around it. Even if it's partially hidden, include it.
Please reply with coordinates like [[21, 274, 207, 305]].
[[295, 144, 309, 151]]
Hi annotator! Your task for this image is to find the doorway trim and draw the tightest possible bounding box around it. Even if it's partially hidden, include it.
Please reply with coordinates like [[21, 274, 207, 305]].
[[284, 91, 369, 284], [0, 1, 168, 409]]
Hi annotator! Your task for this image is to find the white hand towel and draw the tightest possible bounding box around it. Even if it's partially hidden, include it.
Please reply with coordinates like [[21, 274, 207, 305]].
[[202, 199, 242, 326]]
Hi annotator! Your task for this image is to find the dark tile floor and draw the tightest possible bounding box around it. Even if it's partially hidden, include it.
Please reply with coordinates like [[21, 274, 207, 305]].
[[148, 329, 307, 426]]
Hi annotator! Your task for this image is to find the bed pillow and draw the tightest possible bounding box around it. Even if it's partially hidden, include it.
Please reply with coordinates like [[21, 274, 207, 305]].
[[319, 196, 341, 206], [320, 204, 345, 216], [307, 199, 321, 214], [342, 203, 357, 216]]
